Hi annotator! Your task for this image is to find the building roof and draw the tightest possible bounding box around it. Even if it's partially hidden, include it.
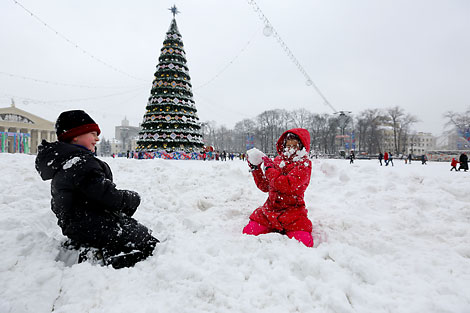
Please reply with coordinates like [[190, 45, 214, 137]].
[[0, 103, 55, 131]]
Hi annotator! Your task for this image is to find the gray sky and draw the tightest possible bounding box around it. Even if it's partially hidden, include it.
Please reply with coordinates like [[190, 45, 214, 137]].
[[1, 0, 469, 139]]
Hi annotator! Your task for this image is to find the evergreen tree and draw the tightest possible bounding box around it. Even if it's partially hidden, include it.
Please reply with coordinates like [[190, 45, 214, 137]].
[[137, 8, 203, 153]]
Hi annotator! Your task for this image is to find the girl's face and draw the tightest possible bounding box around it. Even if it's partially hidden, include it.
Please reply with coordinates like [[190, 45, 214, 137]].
[[285, 138, 300, 151], [72, 131, 100, 152], [283, 138, 301, 158]]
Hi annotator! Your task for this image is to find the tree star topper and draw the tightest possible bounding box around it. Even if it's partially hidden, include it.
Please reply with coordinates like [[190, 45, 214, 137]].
[[169, 5, 180, 18]]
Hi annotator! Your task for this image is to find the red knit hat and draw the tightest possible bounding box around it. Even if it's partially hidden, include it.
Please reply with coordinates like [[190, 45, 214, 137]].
[[55, 110, 101, 142]]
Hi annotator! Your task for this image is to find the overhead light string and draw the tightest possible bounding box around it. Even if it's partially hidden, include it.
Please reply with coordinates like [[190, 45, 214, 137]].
[[246, 0, 337, 113], [194, 30, 259, 90], [1, 86, 147, 106], [11, 0, 147, 82], [0, 71, 146, 89]]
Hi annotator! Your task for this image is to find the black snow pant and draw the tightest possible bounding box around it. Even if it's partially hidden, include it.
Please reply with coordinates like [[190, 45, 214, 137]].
[[65, 214, 159, 269]]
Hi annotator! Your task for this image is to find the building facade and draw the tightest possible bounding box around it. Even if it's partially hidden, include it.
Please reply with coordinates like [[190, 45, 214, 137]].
[[406, 132, 436, 156], [0, 101, 55, 154], [115, 117, 139, 153]]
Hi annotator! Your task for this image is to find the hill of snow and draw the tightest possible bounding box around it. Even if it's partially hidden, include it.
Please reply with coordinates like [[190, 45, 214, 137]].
[[1, 153, 469, 313]]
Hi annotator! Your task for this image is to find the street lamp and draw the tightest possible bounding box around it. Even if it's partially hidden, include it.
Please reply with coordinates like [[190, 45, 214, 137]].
[[334, 110, 352, 156]]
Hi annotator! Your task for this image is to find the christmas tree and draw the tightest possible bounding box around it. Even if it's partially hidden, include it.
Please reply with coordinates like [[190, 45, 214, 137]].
[[137, 6, 204, 153]]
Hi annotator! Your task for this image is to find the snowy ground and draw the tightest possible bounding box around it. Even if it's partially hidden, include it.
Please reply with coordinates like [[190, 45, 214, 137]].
[[1, 153, 469, 313]]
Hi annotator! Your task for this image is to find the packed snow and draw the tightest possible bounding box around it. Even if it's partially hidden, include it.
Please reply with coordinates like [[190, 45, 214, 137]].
[[246, 148, 265, 165], [1, 153, 469, 313]]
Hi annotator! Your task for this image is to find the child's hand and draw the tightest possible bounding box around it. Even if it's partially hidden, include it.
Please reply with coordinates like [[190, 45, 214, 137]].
[[247, 160, 259, 171], [121, 190, 141, 216], [262, 156, 274, 169]]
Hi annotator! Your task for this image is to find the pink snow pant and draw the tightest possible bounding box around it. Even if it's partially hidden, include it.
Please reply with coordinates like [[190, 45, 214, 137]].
[[243, 221, 314, 248]]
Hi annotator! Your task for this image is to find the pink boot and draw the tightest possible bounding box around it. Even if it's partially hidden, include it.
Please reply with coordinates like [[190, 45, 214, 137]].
[[286, 231, 314, 247], [243, 221, 270, 236]]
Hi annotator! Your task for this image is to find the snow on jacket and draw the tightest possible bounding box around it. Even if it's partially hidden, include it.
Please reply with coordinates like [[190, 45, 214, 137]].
[[249, 128, 313, 232], [35, 140, 142, 246]]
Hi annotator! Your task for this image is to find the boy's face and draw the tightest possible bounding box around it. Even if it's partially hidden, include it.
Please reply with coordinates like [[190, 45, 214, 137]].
[[72, 131, 99, 152]]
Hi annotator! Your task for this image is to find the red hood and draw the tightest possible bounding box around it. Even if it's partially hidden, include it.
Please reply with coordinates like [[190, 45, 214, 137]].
[[276, 128, 311, 155]]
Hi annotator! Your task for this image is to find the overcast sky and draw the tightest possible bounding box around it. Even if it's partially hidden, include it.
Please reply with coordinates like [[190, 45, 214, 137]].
[[1, 0, 469, 139]]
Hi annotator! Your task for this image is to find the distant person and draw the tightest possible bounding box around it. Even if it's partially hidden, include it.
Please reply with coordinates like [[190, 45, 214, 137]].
[[384, 152, 389, 166], [408, 153, 412, 164], [421, 154, 427, 165], [459, 153, 468, 172], [450, 158, 459, 171], [378, 152, 383, 166], [349, 150, 355, 164], [388, 152, 394, 166]]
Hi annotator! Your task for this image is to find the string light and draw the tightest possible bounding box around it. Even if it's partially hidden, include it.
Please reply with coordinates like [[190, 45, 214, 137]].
[[11, 0, 146, 82], [1, 86, 146, 105], [246, 0, 337, 113], [194, 30, 259, 90], [0, 71, 146, 89]]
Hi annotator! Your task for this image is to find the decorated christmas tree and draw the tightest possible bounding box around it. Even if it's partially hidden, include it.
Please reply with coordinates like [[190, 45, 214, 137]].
[[136, 6, 204, 153]]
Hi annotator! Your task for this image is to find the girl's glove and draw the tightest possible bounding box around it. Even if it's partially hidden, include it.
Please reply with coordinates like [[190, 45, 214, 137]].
[[262, 156, 275, 170], [247, 160, 260, 172]]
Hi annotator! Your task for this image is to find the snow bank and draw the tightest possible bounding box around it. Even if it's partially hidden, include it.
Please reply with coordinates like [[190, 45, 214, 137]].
[[1, 154, 469, 313]]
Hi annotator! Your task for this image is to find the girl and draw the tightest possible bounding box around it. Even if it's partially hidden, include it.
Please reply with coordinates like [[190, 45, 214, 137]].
[[244, 128, 314, 247]]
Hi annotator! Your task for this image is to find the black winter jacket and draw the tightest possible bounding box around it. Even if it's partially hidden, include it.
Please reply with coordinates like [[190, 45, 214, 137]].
[[35, 140, 141, 246]]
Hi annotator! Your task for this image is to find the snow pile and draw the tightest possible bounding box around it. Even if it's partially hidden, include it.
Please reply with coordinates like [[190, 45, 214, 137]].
[[246, 147, 265, 165], [1, 153, 470, 313]]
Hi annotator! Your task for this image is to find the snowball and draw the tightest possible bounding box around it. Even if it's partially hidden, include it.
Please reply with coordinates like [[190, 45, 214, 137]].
[[246, 148, 265, 165]]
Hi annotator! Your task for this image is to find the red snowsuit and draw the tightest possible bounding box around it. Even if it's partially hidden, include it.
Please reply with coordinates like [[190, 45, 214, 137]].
[[247, 128, 313, 233], [384, 152, 389, 161], [451, 158, 459, 167]]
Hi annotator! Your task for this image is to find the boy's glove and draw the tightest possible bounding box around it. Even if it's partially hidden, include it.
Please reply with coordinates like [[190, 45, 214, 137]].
[[262, 156, 275, 170], [121, 190, 141, 216]]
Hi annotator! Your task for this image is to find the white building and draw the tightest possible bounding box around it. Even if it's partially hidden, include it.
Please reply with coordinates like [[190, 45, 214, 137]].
[[115, 117, 140, 152], [406, 132, 436, 156], [0, 101, 56, 154]]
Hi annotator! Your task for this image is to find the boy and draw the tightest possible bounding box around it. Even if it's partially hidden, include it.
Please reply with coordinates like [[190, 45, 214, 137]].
[[35, 110, 158, 268], [243, 128, 314, 247]]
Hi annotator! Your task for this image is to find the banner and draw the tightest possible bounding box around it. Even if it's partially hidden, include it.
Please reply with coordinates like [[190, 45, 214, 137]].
[[0, 132, 31, 153], [1, 132, 5, 152], [139, 150, 203, 160], [246, 135, 254, 150]]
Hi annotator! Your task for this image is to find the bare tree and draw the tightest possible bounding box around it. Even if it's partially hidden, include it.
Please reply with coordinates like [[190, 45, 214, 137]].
[[399, 114, 419, 153], [355, 109, 387, 154], [256, 109, 286, 155], [290, 108, 311, 128], [234, 118, 257, 152], [386, 106, 405, 154], [444, 107, 470, 133]]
